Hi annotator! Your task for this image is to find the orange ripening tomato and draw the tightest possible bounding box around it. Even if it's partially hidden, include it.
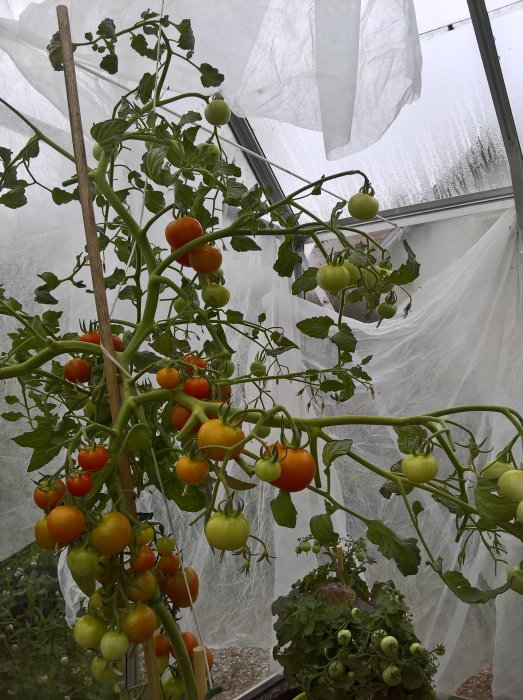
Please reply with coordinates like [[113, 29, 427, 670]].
[[121, 603, 158, 643], [63, 358, 92, 384], [189, 245, 222, 274], [162, 567, 199, 608], [79, 331, 123, 351], [125, 569, 156, 602], [180, 631, 199, 661], [268, 443, 316, 492], [156, 367, 181, 389], [158, 553, 181, 575], [182, 355, 207, 375], [175, 455, 209, 485], [196, 419, 245, 461], [89, 512, 132, 556], [165, 216, 203, 249], [33, 478, 66, 510], [170, 404, 201, 434], [34, 516, 64, 550], [46, 506, 86, 543], [130, 545, 156, 572], [154, 633, 171, 657]]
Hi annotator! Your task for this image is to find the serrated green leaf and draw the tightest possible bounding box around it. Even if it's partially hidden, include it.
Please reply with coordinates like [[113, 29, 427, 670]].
[[118, 285, 140, 302], [394, 425, 428, 455], [200, 63, 224, 87], [330, 323, 356, 353], [366, 520, 421, 576], [322, 439, 353, 468], [319, 379, 345, 393], [225, 310, 244, 323], [51, 187, 76, 205], [412, 500, 424, 517], [296, 316, 333, 340], [144, 188, 166, 213], [292, 268, 318, 295], [388, 241, 420, 286], [100, 53, 118, 75], [137, 72, 155, 103], [97, 18, 116, 40], [0, 189, 27, 208], [310, 514, 338, 546], [130, 34, 157, 60], [379, 479, 414, 500], [230, 235, 261, 252], [27, 444, 62, 472], [0, 147, 12, 165], [273, 236, 301, 277], [47, 32, 65, 71], [34, 286, 59, 305], [271, 490, 297, 528], [440, 570, 510, 603], [174, 19, 195, 52], [104, 268, 126, 289], [142, 147, 170, 185], [13, 424, 52, 449], [90, 118, 128, 153], [150, 331, 174, 357], [178, 111, 201, 128], [4, 396, 19, 405], [223, 180, 248, 206], [1, 411, 23, 421]]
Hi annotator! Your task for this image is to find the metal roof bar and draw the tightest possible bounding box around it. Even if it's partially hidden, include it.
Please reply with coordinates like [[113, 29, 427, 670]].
[[466, 0, 523, 229]]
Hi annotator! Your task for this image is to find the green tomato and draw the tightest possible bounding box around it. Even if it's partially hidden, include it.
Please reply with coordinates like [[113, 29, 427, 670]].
[[73, 615, 106, 650], [162, 675, 185, 700], [410, 642, 424, 655], [197, 141, 220, 164], [516, 501, 523, 525], [298, 541, 311, 552], [380, 635, 398, 657], [338, 629, 351, 645], [253, 424, 271, 439], [156, 536, 176, 556], [348, 192, 379, 220], [173, 296, 193, 314], [156, 655, 169, 674], [250, 360, 266, 377], [377, 302, 397, 319], [371, 629, 388, 646], [92, 143, 104, 161], [67, 546, 99, 578], [316, 263, 351, 294], [481, 459, 513, 480], [311, 542, 321, 554], [91, 655, 122, 685], [84, 400, 97, 419], [402, 454, 439, 484], [507, 566, 523, 594], [99, 631, 129, 661], [435, 644, 446, 656], [328, 660, 346, 679], [255, 458, 281, 482], [382, 665, 401, 687], [205, 98, 232, 126], [217, 359, 235, 378], [351, 607, 359, 618], [204, 509, 250, 551], [342, 260, 359, 286], [201, 283, 230, 308], [126, 424, 152, 452], [497, 470, 523, 502]]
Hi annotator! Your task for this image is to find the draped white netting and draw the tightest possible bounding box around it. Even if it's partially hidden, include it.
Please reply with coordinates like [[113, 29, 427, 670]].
[[3, 2, 523, 700]]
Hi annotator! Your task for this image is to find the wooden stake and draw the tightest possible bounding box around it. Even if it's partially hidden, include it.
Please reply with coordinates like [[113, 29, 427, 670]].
[[56, 7, 161, 699], [192, 646, 208, 700]]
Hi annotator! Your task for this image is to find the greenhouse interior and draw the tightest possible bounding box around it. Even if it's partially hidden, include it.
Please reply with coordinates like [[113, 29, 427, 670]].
[[1, 1, 522, 699]]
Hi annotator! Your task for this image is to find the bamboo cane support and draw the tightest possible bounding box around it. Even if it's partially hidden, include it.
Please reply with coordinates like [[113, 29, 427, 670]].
[[192, 646, 208, 700], [56, 7, 161, 699]]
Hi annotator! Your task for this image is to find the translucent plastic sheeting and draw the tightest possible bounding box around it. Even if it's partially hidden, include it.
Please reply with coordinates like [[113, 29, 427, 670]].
[[0, 0, 421, 160], [251, 4, 523, 217]]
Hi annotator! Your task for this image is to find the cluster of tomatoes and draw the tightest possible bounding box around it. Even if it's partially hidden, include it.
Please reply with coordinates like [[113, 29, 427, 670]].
[[62, 329, 125, 384], [157, 354, 232, 405], [165, 216, 230, 309], [156, 630, 214, 698]]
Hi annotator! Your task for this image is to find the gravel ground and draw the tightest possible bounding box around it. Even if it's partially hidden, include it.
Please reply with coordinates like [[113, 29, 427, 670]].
[[209, 649, 493, 700]]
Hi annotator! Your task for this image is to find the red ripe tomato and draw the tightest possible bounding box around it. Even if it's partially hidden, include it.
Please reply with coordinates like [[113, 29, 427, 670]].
[[154, 633, 171, 657], [182, 355, 207, 375], [78, 445, 109, 472], [215, 384, 231, 402], [180, 631, 199, 661], [79, 331, 123, 351], [66, 472, 93, 497], [268, 443, 316, 492], [130, 545, 156, 572], [47, 506, 86, 543], [64, 358, 92, 383], [189, 245, 222, 274], [171, 247, 192, 267], [165, 217, 203, 248], [33, 478, 66, 509], [184, 377, 210, 399], [162, 567, 199, 608], [121, 603, 158, 643], [156, 367, 181, 389], [158, 553, 181, 575], [170, 404, 201, 434]]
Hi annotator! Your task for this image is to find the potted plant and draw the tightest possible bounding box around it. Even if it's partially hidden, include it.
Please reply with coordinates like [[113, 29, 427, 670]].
[[272, 537, 442, 700]]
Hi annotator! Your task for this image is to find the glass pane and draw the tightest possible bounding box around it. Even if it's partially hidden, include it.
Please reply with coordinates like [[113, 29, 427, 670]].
[[250, 4, 522, 218]]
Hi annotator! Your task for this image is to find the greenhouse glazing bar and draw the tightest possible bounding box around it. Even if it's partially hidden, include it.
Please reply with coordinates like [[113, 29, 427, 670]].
[[466, 0, 523, 229]]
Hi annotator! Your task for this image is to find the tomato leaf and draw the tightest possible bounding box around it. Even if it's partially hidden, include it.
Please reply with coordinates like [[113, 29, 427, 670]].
[[388, 241, 420, 286], [292, 268, 319, 295], [130, 34, 157, 60], [144, 188, 166, 213], [273, 236, 301, 277], [13, 424, 53, 449], [100, 53, 118, 75], [230, 235, 261, 252], [225, 310, 244, 323], [97, 18, 116, 41], [380, 478, 414, 500], [223, 180, 248, 206], [394, 425, 427, 455], [51, 187, 76, 205], [199, 63, 224, 88], [474, 479, 517, 524], [150, 331, 175, 357], [330, 323, 356, 353], [366, 520, 421, 576], [270, 490, 297, 528], [137, 72, 155, 103], [222, 474, 256, 491], [1, 411, 23, 421], [174, 19, 195, 53], [0, 188, 27, 208], [90, 118, 128, 153], [440, 570, 510, 603], [27, 444, 62, 472], [310, 514, 338, 546], [322, 439, 353, 468], [47, 31, 67, 71], [296, 316, 333, 340]]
